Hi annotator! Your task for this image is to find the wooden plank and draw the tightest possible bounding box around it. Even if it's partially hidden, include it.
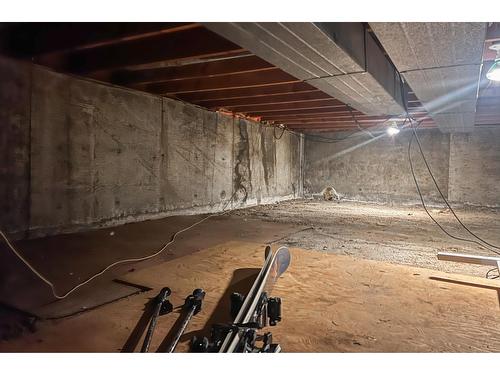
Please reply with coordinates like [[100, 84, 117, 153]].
[[264, 114, 380, 122], [201, 90, 329, 108], [222, 98, 345, 113], [245, 106, 357, 117], [111, 55, 273, 85], [1, 23, 197, 57], [261, 110, 429, 122], [58, 27, 245, 73], [146, 69, 298, 94], [175, 82, 315, 102]]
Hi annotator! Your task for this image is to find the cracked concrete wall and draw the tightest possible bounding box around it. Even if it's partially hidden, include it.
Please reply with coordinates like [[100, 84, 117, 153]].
[[1, 57, 301, 238], [304, 129, 451, 204], [232, 120, 301, 206]]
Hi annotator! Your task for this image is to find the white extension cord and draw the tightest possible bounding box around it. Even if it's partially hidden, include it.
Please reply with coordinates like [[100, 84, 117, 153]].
[[0, 196, 238, 300]]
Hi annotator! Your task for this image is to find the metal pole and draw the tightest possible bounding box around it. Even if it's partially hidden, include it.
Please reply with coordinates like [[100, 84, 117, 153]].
[[166, 289, 205, 353], [141, 287, 172, 353]]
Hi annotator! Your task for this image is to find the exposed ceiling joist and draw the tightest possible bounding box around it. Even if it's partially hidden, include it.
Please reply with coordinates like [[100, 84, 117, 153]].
[[0, 22, 197, 57], [52, 27, 245, 73], [199, 90, 329, 108], [0, 22, 449, 133], [176, 82, 316, 103], [144, 68, 298, 94], [110, 54, 272, 85]]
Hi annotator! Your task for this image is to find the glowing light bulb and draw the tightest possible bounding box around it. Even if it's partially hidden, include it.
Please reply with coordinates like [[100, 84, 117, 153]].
[[387, 127, 400, 136]]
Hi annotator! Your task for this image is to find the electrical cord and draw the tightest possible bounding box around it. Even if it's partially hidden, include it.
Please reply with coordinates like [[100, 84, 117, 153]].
[[400, 71, 500, 255], [273, 125, 285, 140], [486, 267, 499, 279], [346, 104, 375, 138], [408, 119, 500, 256], [0, 190, 241, 300], [410, 124, 500, 251], [2, 110, 394, 300]]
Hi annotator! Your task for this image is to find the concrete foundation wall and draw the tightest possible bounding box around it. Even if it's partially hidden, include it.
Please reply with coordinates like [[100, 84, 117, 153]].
[[0, 57, 301, 238], [304, 129, 451, 204], [0, 57, 31, 235], [304, 128, 500, 207], [448, 128, 500, 207]]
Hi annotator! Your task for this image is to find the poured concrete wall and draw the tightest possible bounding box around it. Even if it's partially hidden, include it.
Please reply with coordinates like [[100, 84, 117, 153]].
[[30, 67, 164, 234], [304, 129, 451, 204], [0, 57, 301, 238], [304, 127, 500, 207], [449, 128, 500, 207], [0, 58, 31, 235]]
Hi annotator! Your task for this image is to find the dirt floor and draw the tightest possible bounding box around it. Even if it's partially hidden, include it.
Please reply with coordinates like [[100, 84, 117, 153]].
[[233, 199, 500, 277], [1, 199, 500, 352]]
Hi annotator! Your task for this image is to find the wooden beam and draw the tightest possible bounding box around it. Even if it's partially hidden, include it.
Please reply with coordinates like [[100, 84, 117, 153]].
[[260, 111, 364, 121], [200, 90, 328, 108], [286, 122, 357, 128], [111, 55, 273, 85], [2, 23, 197, 58], [227, 99, 345, 113], [246, 107, 357, 117], [175, 82, 315, 102], [261, 110, 429, 122], [288, 120, 437, 131], [281, 117, 390, 125], [146, 69, 298, 94], [56, 27, 245, 73]]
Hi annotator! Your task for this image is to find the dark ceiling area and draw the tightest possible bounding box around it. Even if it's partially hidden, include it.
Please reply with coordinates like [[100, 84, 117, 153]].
[[0, 22, 498, 132]]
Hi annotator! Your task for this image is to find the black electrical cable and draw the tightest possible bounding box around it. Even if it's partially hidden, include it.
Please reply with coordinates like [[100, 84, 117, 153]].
[[399, 65, 500, 255], [486, 267, 499, 279], [346, 104, 375, 138], [273, 125, 285, 140], [408, 119, 500, 256], [411, 125, 500, 251]]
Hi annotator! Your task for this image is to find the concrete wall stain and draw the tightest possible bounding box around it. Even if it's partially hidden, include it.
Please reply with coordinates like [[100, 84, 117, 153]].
[[1, 59, 301, 238], [260, 128, 276, 194], [233, 118, 252, 203]]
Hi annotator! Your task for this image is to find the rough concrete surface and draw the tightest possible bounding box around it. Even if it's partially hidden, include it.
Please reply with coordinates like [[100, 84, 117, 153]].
[[304, 129, 451, 204], [304, 127, 500, 208], [0, 57, 31, 235], [30, 66, 163, 233], [449, 128, 500, 207], [1, 57, 301, 238]]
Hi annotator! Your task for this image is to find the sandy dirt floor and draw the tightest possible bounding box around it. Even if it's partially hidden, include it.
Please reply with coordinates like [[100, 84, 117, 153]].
[[233, 199, 500, 278], [1, 199, 499, 351]]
